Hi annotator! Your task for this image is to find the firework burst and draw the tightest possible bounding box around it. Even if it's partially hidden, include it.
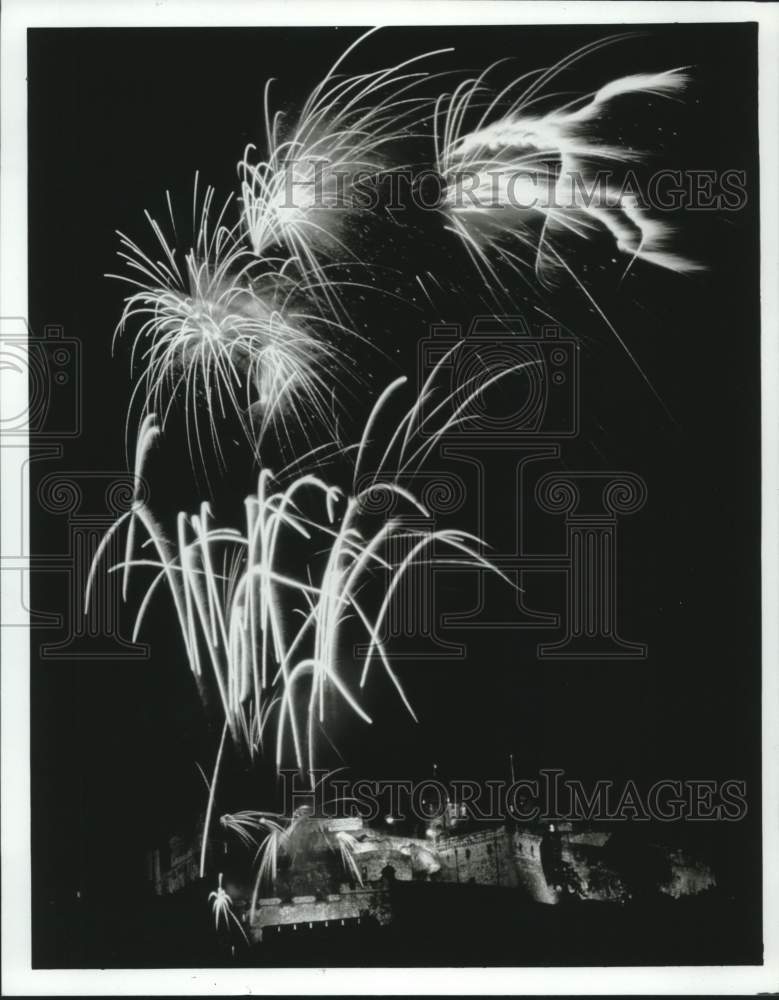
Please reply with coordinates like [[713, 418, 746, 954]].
[[435, 36, 701, 294], [111, 179, 351, 471], [87, 345, 521, 799], [238, 29, 451, 307], [209, 872, 249, 944]]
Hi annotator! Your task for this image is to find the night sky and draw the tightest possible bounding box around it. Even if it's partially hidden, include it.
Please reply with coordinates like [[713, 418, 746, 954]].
[[27, 23, 761, 966]]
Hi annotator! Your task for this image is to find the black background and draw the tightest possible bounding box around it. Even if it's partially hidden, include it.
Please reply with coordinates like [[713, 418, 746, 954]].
[[28, 23, 761, 966]]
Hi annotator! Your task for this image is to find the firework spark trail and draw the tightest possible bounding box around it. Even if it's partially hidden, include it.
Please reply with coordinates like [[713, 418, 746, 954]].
[[209, 872, 249, 943], [435, 40, 701, 286], [87, 347, 523, 807], [84, 412, 159, 608], [248, 813, 293, 906], [111, 177, 352, 473], [270, 346, 526, 778], [199, 722, 229, 877], [220, 810, 284, 851], [238, 29, 453, 312]]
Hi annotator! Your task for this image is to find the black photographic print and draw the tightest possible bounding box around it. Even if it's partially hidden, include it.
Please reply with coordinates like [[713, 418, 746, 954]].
[[2, 2, 778, 996]]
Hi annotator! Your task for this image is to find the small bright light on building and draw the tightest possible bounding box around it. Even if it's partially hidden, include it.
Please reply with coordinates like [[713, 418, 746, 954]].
[[426, 827, 436, 838], [385, 815, 395, 825]]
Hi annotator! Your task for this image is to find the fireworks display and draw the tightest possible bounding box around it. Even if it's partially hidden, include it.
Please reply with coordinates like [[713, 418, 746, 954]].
[[209, 872, 249, 943], [219, 805, 364, 917], [238, 29, 449, 286], [435, 36, 700, 293], [88, 348, 517, 785], [88, 27, 699, 946], [111, 181, 352, 469]]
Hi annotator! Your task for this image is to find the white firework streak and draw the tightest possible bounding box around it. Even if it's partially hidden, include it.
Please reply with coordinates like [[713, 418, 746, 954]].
[[238, 28, 451, 309], [435, 36, 702, 288], [220, 809, 283, 852], [111, 178, 350, 470], [86, 347, 522, 798], [209, 872, 249, 944], [84, 412, 160, 606]]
